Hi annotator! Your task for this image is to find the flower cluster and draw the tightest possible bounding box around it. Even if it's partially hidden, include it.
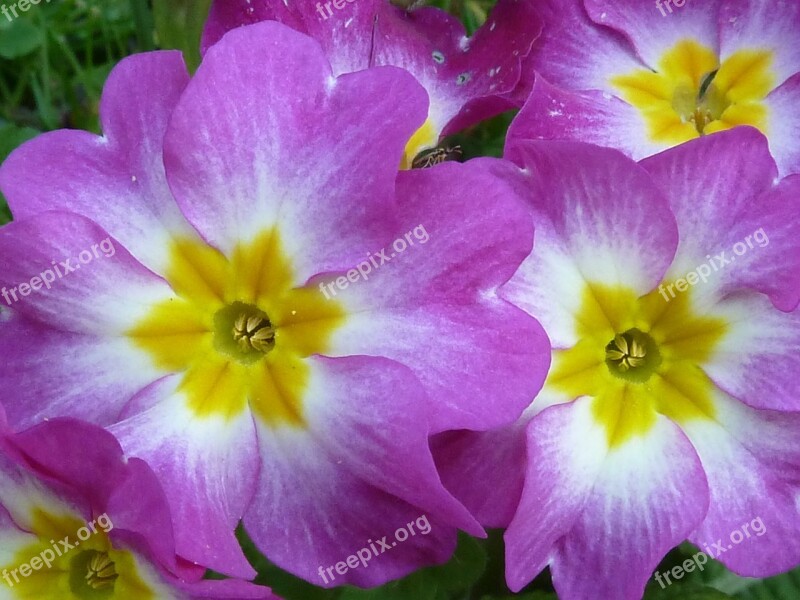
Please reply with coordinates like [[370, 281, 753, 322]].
[[0, 0, 799, 599]]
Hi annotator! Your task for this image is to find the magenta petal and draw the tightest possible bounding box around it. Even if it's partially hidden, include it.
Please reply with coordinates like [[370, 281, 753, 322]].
[[641, 129, 800, 311], [165, 21, 427, 277], [109, 376, 260, 579], [432, 424, 527, 528], [522, 0, 643, 94], [245, 355, 480, 587], [329, 159, 549, 432], [0, 313, 159, 429], [764, 73, 800, 177], [683, 392, 800, 576], [168, 578, 281, 599], [509, 75, 668, 160], [0, 211, 173, 335], [203, 0, 540, 134], [0, 51, 193, 273], [505, 399, 709, 598], [583, 0, 719, 68]]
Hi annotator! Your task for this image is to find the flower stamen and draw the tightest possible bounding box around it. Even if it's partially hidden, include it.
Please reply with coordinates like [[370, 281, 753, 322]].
[[606, 334, 647, 371], [85, 551, 118, 590], [605, 328, 661, 382], [233, 313, 275, 354]]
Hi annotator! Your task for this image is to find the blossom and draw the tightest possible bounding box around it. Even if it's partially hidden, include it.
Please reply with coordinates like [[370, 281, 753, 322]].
[[0, 21, 548, 586], [202, 0, 541, 167], [434, 127, 800, 599], [0, 406, 275, 599], [512, 0, 800, 175]]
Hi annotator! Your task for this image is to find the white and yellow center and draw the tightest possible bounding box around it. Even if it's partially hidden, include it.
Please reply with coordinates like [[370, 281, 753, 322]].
[[127, 230, 346, 426], [611, 39, 775, 145], [547, 283, 728, 447], [0, 510, 152, 599]]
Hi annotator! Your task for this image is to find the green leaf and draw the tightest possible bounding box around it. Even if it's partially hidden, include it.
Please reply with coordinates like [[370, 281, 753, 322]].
[[0, 123, 39, 224], [480, 593, 558, 600], [339, 576, 438, 600], [152, 0, 212, 71], [734, 567, 800, 600], [0, 18, 44, 59], [0, 123, 40, 160], [339, 533, 487, 600], [645, 583, 734, 600]]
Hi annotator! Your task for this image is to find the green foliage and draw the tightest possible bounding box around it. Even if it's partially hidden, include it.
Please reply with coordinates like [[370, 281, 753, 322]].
[[152, 0, 212, 71], [733, 568, 800, 600], [0, 18, 44, 59]]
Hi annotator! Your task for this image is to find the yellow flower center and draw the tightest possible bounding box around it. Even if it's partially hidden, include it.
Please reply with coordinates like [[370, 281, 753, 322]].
[[0, 510, 152, 599], [127, 229, 346, 426], [611, 39, 774, 145], [547, 283, 729, 448]]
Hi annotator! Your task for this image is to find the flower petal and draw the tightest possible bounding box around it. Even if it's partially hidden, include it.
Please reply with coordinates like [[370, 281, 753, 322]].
[[508, 75, 669, 160], [244, 355, 480, 587], [0, 313, 160, 430], [641, 129, 800, 311], [524, 0, 644, 93], [327, 159, 549, 432], [583, 0, 719, 69], [0, 51, 194, 274], [683, 391, 800, 575], [0, 212, 174, 335], [500, 141, 678, 348], [169, 578, 281, 600], [505, 398, 709, 597], [703, 292, 800, 411], [109, 375, 260, 579], [719, 0, 800, 89], [763, 73, 800, 176], [165, 21, 427, 283], [432, 423, 528, 528]]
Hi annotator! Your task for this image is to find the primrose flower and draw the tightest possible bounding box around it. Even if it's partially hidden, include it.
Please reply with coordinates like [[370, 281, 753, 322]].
[[0, 21, 548, 587], [513, 0, 800, 175], [0, 407, 276, 599], [202, 0, 541, 167], [434, 128, 800, 599]]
